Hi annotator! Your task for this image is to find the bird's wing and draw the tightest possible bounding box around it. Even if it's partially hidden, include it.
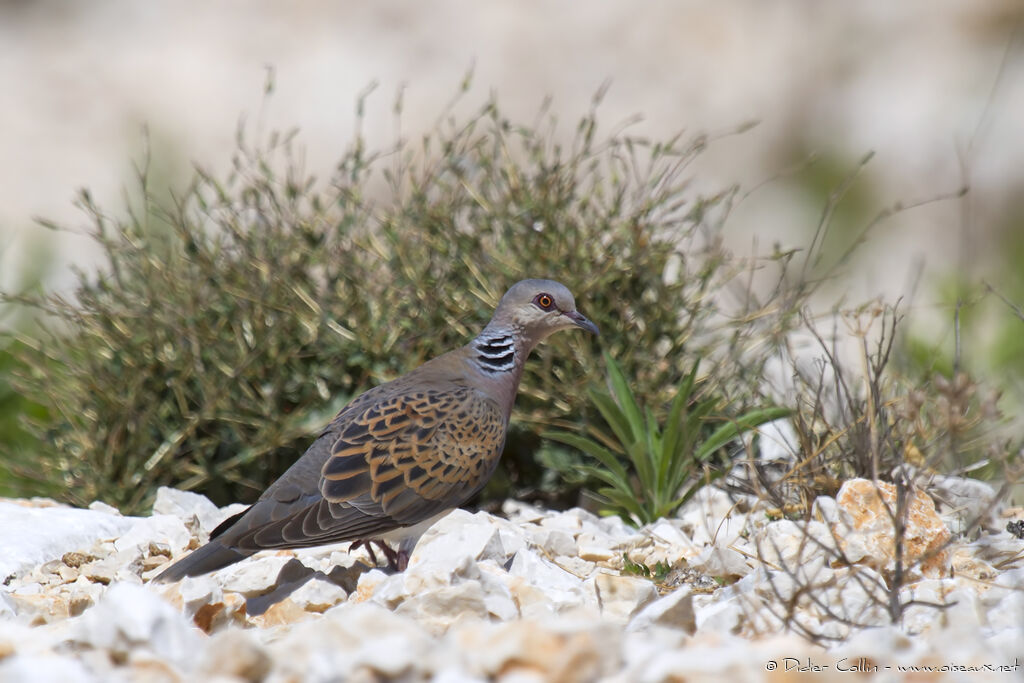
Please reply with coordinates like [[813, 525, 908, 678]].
[[221, 384, 506, 552], [321, 385, 507, 521]]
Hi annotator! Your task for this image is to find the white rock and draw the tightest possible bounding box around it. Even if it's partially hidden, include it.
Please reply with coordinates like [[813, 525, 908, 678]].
[[213, 554, 294, 595], [593, 514, 642, 544], [831, 624, 922, 668], [2, 486, 1021, 678], [619, 626, 688, 680], [811, 495, 844, 524], [151, 486, 224, 537], [577, 545, 616, 563], [646, 520, 691, 548], [290, 576, 348, 612], [289, 541, 352, 570], [553, 555, 597, 578], [753, 520, 836, 568], [831, 479, 952, 579], [538, 514, 583, 533], [411, 509, 506, 567], [693, 595, 743, 634], [528, 528, 577, 557], [689, 545, 750, 577], [507, 549, 593, 617], [432, 668, 488, 683], [113, 514, 191, 557], [488, 517, 529, 559], [755, 418, 800, 462], [500, 499, 548, 524], [80, 548, 147, 585], [0, 501, 136, 581], [986, 627, 1024, 663], [923, 473, 998, 529], [627, 587, 696, 633], [0, 590, 15, 619], [0, 620, 55, 660], [0, 654, 97, 683], [86, 501, 122, 516], [695, 569, 789, 636], [676, 487, 748, 548], [269, 602, 431, 680], [591, 573, 658, 624], [353, 568, 394, 605], [395, 580, 491, 628], [72, 582, 202, 668], [576, 531, 621, 562], [476, 561, 521, 621], [968, 532, 1024, 572], [400, 550, 482, 600], [625, 633, 749, 680], [451, 614, 621, 681], [174, 575, 223, 615], [825, 567, 889, 627], [899, 579, 981, 635], [197, 627, 272, 681]]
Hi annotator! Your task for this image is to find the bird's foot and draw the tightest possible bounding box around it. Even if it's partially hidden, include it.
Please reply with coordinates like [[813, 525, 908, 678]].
[[349, 540, 409, 572]]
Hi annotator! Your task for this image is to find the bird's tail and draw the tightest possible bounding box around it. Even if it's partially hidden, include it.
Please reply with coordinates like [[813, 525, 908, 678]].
[[151, 540, 254, 583]]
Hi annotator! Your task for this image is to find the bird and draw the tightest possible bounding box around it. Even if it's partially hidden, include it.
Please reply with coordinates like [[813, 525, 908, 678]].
[[153, 278, 599, 581]]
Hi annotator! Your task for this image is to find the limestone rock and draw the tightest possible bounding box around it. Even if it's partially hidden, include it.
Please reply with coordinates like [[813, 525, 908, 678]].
[[592, 572, 658, 624], [289, 576, 349, 612], [410, 509, 506, 567], [689, 545, 751, 578], [211, 554, 295, 595], [151, 487, 224, 538], [0, 501, 135, 581], [626, 586, 696, 634], [113, 514, 191, 557], [71, 582, 203, 669], [753, 519, 837, 569], [507, 548, 594, 617], [832, 478, 951, 578], [0, 653, 97, 683], [921, 472, 998, 531], [1, 485, 1021, 679], [676, 486, 749, 548], [197, 628, 272, 682], [452, 616, 622, 683]]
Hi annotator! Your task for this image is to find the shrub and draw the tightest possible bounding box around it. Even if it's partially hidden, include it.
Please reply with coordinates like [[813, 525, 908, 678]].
[[6, 86, 793, 513]]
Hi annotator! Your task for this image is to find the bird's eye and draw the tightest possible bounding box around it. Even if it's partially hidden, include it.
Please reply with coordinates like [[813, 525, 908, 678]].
[[534, 293, 555, 311]]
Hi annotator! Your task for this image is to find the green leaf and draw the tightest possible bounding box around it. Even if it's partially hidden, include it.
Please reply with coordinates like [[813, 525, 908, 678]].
[[604, 352, 644, 441], [661, 363, 697, 466], [544, 430, 630, 484], [595, 485, 647, 522], [695, 406, 791, 461], [588, 389, 633, 451], [575, 464, 632, 495]]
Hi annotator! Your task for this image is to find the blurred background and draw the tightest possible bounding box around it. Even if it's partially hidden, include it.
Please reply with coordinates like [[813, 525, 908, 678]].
[[1, 1, 1022, 507], [2, 1, 1022, 305]]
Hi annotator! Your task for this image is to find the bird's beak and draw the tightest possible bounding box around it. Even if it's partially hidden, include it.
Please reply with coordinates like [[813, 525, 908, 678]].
[[564, 310, 600, 335]]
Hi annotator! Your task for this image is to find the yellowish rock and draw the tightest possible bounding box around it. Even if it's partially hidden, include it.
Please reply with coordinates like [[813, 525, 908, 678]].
[[833, 479, 951, 578]]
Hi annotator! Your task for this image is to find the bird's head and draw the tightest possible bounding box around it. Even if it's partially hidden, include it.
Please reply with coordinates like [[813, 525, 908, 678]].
[[486, 279, 599, 346]]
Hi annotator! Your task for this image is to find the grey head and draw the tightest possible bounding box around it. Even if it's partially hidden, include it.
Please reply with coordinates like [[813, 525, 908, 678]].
[[482, 279, 599, 349]]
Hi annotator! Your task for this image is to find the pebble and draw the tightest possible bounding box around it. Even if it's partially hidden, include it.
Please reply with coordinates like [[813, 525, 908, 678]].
[[0, 475, 1020, 680]]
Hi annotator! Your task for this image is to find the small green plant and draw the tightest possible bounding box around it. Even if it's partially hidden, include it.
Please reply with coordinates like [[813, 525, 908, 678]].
[[620, 553, 671, 581], [545, 353, 789, 525]]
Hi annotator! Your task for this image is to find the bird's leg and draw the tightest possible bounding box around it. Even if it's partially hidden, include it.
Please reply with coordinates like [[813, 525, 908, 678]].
[[347, 539, 409, 571], [349, 539, 408, 571], [372, 541, 409, 572], [348, 540, 379, 567]]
